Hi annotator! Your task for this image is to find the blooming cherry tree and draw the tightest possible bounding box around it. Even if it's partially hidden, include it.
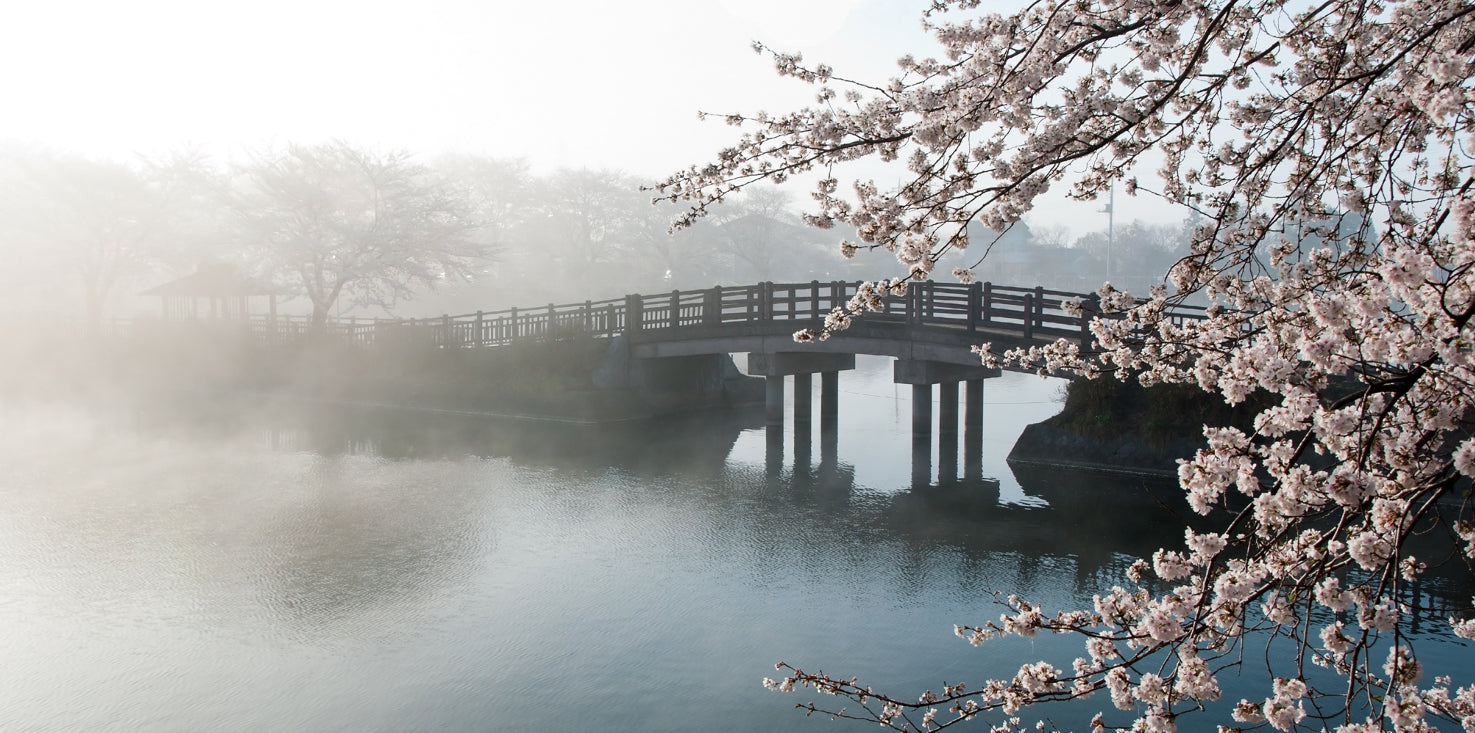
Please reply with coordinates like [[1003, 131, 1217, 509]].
[[660, 0, 1475, 730]]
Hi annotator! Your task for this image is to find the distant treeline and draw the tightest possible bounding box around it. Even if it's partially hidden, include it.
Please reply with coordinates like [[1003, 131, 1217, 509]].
[[0, 142, 878, 327], [4, 141, 1335, 328]]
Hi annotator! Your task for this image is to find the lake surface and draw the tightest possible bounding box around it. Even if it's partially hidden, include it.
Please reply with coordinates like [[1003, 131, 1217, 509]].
[[0, 356, 1468, 731]]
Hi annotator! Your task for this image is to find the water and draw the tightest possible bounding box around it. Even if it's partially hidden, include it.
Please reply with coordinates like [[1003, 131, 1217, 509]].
[[0, 356, 1468, 731]]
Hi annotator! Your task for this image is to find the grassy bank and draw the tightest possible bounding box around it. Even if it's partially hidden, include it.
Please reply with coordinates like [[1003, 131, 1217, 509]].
[[4, 324, 707, 422]]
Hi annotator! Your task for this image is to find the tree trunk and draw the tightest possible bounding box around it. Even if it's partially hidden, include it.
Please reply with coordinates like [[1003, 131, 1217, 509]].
[[310, 303, 331, 334]]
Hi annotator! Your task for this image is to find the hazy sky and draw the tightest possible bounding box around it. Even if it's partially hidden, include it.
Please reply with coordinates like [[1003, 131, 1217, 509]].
[[0, 0, 1177, 234]]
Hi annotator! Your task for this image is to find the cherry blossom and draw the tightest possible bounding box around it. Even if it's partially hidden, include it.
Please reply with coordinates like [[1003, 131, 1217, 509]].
[[665, 0, 1475, 729]]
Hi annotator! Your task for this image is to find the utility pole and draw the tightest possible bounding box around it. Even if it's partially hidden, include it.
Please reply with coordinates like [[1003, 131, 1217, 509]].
[[1099, 182, 1115, 282]]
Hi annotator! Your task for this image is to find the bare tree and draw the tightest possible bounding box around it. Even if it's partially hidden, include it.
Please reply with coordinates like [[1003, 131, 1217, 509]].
[[234, 142, 486, 328], [536, 168, 642, 276], [1027, 223, 1073, 251], [431, 154, 529, 261], [141, 149, 237, 272], [711, 186, 830, 281], [0, 149, 169, 326]]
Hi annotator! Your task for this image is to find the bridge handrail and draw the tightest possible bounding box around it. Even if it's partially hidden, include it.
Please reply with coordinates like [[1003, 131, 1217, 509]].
[[234, 280, 1207, 349]]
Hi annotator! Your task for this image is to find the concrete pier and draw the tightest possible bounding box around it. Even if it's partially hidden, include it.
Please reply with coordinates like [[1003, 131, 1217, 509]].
[[939, 381, 959, 483], [893, 359, 1000, 489], [911, 384, 932, 487], [820, 370, 838, 421], [965, 379, 984, 480], [794, 372, 812, 425], [794, 374, 813, 471], [765, 377, 784, 426], [911, 384, 932, 435], [912, 427, 932, 489], [748, 352, 856, 429], [745, 353, 1007, 491], [819, 371, 839, 469]]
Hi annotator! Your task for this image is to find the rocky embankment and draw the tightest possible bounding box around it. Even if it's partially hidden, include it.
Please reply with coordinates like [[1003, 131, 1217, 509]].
[[1007, 377, 1265, 476]]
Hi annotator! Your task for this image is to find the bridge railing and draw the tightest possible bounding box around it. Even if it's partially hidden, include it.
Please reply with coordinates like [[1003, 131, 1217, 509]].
[[232, 280, 1208, 349]]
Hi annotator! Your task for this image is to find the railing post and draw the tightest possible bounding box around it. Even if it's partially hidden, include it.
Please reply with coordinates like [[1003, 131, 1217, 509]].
[[546, 303, 555, 336], [982, 282, 993, 325], [1022, 294, 1034, 339], [441, 314, 451, 348], [760, 282, 773, 321], [1033, 286, 1045, 329], [474, 310, 484, 347], [706, 286, 722, 326], [810, 280, 820, 320], [670, 290, 680, 330], [604, 304, 616, 335], [626, 294, 643, 335], [584, 300, 592, 333], [966, 281, 981, 332], [510, 306, 518, 342]]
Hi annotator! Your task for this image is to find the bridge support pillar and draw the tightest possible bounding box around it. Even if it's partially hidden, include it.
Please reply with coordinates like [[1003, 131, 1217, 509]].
[[794, 372, 813, 425], [911, 384, 933, 488], [819, 370, 839, 469], [793, 373, 812, 470], [765, 376, 785, 426], [894, 359, 998, 490], [749, 352, 853, 432], [819, 370, 838, 423], [911, 384, 932, 435], [939, 381, 959, 483], [964, 379, 984, 481]]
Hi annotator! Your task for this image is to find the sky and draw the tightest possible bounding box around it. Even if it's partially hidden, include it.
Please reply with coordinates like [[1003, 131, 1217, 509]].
[[0, 0, 1181, 236]]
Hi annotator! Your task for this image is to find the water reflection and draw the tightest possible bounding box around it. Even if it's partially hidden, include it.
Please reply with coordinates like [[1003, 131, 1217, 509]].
[[269, 404, 764, 476], [254, 405, 1475, 617], [2, 387, 1471, 731]]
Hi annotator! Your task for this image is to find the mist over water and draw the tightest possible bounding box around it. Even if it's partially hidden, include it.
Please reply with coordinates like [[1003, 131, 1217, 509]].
[[0, 358, 1467, 731]]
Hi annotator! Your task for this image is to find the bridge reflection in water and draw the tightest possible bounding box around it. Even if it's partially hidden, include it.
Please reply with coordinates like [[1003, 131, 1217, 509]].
[[251, 403, 1209, 590], [756, 358, 994, 491]]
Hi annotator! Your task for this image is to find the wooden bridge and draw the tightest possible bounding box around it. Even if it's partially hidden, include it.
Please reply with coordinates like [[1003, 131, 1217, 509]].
[[260, 280, 1202, 357], [168, 279, 1210, 485], [247, 279, 1205, 436]]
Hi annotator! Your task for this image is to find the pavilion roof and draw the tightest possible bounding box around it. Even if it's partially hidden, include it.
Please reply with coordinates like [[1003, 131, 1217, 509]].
[[140, 264, 275, 297]]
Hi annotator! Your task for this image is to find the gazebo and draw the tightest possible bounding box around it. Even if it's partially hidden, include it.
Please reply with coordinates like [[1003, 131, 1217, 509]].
[[141, 264, 277, 321]]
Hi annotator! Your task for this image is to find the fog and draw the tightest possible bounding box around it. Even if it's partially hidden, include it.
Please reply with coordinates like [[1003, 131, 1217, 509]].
[[0, 142, 1203, 334], [0, 0, 1218, 426], [0, 0, 1205, 334]]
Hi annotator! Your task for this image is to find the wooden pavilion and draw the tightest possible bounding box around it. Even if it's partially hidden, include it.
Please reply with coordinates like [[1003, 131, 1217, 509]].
[[140, 264, 277, 321]]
